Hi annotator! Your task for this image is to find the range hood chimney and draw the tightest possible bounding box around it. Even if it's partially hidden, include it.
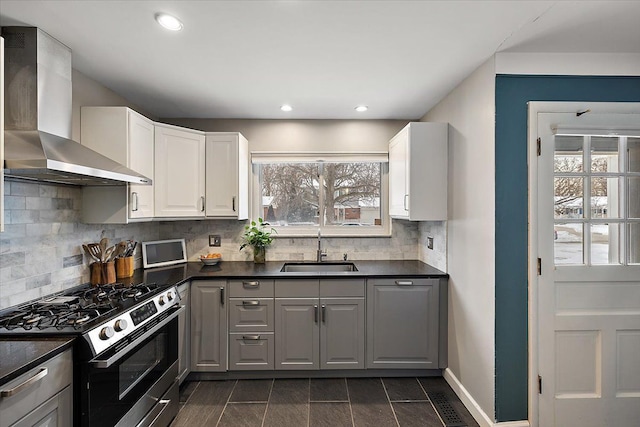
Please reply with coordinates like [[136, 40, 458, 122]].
[[2, 27, 151, 186]]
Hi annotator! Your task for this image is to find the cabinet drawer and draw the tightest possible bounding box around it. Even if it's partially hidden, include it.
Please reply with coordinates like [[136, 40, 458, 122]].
[[320, 279, 365, 297], [229, 333, 274, 370], [275, 280, 319, 298], [229, 299, 274, 332], [229, 280, 274, 298], [367, 278, 438, 287], [0, 349, 72, 427]]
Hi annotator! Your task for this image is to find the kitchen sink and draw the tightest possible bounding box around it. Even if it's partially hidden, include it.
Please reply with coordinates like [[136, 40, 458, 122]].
[[280, 262, 358, 272]]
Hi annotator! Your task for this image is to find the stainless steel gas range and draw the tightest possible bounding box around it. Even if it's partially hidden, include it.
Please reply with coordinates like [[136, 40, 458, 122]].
[[0, 282, 183, 427]]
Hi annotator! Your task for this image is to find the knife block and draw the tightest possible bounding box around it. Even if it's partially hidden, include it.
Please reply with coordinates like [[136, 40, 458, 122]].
[[91, 261, 116, 285]]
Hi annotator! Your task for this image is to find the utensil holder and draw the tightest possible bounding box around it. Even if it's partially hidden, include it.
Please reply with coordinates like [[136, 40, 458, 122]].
[[91, 261, 116, 285], [116, 257, 134, 279]]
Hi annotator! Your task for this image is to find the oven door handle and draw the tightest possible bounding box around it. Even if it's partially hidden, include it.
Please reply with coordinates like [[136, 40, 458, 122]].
[[90, 305, 185, 369]]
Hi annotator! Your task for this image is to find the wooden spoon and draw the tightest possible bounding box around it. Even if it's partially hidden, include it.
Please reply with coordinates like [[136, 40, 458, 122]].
[[99, 238, 108, 262]]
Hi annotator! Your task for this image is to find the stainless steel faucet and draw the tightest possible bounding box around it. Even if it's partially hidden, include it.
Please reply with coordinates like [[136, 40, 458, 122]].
[[317, 229, 327, 262]]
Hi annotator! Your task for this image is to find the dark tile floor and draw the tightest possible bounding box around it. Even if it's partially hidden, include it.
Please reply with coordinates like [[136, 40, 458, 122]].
[[170, 377, 480, 427]]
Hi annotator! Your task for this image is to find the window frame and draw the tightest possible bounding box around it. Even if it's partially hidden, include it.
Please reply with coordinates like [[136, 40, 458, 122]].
[[250, 154, 391, 237]]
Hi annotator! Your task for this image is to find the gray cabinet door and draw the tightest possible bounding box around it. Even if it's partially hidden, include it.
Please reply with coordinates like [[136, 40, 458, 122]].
[[275, 298, 319, 370], [12, 386, 72, 427], [177, 283, 190, 383], [320, 298, 365, 370], [191, 280, 227, 372], [366, 279, 440, 369]]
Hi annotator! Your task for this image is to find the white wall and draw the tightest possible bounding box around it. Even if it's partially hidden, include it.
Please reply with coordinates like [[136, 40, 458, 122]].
[[421, 57, 497, 420], [160, 118, 406, 153]]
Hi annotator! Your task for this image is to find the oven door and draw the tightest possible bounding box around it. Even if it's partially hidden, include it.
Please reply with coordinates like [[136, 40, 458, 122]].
[[80, 305, 183, 427]]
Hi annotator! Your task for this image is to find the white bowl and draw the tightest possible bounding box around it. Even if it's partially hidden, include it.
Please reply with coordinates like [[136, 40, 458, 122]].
[[199, 256, 221, 266]]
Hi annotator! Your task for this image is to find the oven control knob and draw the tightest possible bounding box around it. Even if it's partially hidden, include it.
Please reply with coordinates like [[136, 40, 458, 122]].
[[99, 326, 114, 340], [159, 296, 166, 306], [167, 291, 174, 301], [114, 319, 128, 332]]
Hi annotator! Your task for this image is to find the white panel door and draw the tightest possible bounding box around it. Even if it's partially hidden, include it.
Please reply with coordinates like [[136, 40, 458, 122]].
[[128, 111, 154, 219], [537, 111, 640, 427], [154, 125, 205, 217]]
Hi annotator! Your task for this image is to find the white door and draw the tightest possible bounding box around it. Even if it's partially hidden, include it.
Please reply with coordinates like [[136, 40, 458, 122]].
[[128, 111, 154, 219], [536, 108, 640, 427]]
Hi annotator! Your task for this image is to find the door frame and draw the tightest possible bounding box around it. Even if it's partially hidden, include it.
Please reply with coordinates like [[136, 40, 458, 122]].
[[527, 101, 640, 427]]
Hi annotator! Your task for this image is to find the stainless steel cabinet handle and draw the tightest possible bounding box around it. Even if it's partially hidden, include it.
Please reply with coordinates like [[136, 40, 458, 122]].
[[201, 196, 205, 212], [243, 281, 259, 288], [131, 192, 139, 212], [395, 280, 414, 286], [242, 300, 260, 306], [220, 287, 225, 305], [242, 335, 261, 341], [403, 194, 409, 211], [314, 305, 318, 323], [232, 196, 236, 212], [0, 368, 48, 398], [321, 305, 326, 323]]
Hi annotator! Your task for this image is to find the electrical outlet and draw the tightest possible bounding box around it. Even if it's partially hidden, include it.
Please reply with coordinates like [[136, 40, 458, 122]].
[[427, 236, 434, 250], [209, 235, 221, 247]]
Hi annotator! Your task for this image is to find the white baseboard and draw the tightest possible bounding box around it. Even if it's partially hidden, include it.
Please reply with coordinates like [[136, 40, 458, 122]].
[[443, 368, 530, 427]]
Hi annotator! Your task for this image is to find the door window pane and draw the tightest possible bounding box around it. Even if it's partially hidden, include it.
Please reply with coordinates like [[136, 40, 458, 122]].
[[591, 223, 620, 265], [591, 137, 619, 172], [554, 223, 584, 265], [261, 163, 320, 226], [628, 177, 640, 219], [591, 177, 619, 219], [629, 222, 640, 264], [555, 177, 584, 219], [628, 138, 640, 173], [322, 163, 381, 226], [555, 136, 583, 172]]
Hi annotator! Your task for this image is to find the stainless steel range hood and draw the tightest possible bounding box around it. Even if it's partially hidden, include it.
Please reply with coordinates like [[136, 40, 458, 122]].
[[2, 27, 151, 186]]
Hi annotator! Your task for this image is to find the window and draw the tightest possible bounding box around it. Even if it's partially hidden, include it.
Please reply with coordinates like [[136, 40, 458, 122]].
[[252, 154, 389, 236], [554, 135, 640, 265]]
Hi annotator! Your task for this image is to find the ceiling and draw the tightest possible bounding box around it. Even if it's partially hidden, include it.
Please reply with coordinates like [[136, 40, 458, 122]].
[[1, 1, 639, 120]]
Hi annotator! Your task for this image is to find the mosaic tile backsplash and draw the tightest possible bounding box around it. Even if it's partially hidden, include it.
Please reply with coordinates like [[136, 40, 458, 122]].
[[1, 180, 445, 309]]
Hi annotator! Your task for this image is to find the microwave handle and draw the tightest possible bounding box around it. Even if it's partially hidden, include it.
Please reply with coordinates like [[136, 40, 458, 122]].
[[90, 305, 184, 369]]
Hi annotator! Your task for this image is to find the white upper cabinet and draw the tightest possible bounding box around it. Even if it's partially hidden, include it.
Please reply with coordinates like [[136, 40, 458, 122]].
[[81, 107, 155, 223], [205, 133, 249, 219], [154, 124, 206, 218], [389, 122, 448, 221]]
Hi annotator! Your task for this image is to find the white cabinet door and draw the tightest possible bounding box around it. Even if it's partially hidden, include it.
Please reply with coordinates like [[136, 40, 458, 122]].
[[128, 111, 154, 219], [205, 133, 249, 219], [154, 125, 205, 217], [80, 107, 154, 223], [389, 127, 409, 218], [388, 122, 448, 221]]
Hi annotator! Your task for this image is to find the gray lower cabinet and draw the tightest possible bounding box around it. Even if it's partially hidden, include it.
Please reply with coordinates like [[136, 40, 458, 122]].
[[366, 278, 441, 369], [275, 279, 365, 370], [0, 349, 73, 427], [191, 280, 227, 372], [177, 282, 190, 383], [228, 279, 275, 370]]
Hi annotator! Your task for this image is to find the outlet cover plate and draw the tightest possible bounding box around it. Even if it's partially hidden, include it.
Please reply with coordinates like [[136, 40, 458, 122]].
[[209, 235, 221, 247], [427, 237, 434, 250]]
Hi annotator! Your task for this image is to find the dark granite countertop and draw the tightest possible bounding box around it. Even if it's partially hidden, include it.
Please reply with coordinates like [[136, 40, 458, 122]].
[[132, 260, 447, 287], [0, 337, 75, 387]]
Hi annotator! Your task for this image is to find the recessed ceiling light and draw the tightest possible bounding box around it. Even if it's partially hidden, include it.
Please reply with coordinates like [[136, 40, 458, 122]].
[[355, 105, 368, 112], [280, 104, 293, 112], [155, 13, 183, 31]]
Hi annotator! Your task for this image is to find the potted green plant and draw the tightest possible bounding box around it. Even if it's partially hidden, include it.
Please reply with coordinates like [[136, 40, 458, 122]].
[[240, 218, 276, 263]]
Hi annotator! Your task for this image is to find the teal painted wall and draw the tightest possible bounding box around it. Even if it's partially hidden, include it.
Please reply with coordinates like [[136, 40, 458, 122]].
[[494, 75, 640, 422]]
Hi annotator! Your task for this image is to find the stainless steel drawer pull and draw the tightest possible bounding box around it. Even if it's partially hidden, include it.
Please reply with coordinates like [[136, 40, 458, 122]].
[[395, 280, 414, 286], [321, 305, 326, 323], [242, 300, 260, 306], [242, 335, 261, 340], [0, 368, 48, 398], [242, 281, 260, 288], [314, 305, 319, 323]]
